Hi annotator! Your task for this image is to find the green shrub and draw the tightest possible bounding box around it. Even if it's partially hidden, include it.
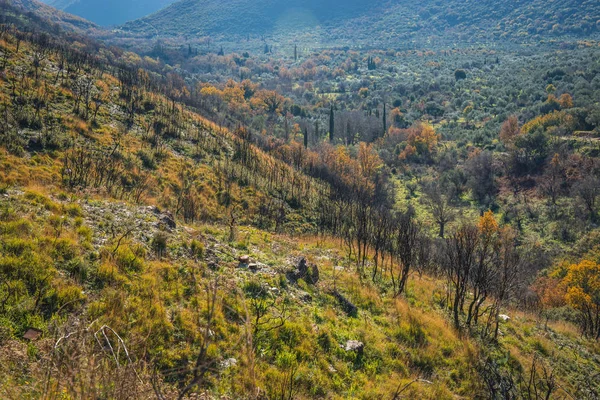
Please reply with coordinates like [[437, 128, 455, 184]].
[[151, 232, 168, 258], [115, 245, 145, 273], [65, 203, 83, 218], [317, 330, 332, 352], [2, 238, 34, 256], [0, 219, 33, 236], [0, 317, 15, 345], [137, 149, 157, 170], [77, 225, 93, 243], [52, 238, 78, 262], [189, 239, 204, 258], [64, 257, 89, 282], [24, 191, 59, 212]]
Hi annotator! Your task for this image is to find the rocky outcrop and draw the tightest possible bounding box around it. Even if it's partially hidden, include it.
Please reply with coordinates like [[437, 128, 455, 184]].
[[287, 258, 319, 284]]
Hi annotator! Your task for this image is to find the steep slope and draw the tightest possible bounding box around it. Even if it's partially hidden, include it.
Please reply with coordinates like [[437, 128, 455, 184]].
[[3, 0, 98, 32], [39, 0, 178, 26], [121, 0, 600, 45]]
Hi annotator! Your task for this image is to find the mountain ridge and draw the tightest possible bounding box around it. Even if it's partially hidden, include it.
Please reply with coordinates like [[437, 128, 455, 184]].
[[4, 0, 98, 32], [38, 0, 178, 26], [120, 0, 600, 46]]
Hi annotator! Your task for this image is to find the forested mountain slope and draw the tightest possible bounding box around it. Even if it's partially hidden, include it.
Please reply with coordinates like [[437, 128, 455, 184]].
[[3, 0, 98, 32], [121, 0, 600, 45]]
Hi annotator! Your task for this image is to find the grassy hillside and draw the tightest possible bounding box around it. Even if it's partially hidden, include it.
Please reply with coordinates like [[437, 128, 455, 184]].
[[120, 0, 600, 46], [41, 0, 178, 26]]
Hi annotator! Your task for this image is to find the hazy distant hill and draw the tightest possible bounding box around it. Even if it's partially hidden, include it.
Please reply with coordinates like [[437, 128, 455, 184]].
[[4, 0, 98, 32], [39, 0, 178, 26], [121, 0, 376, 37], [121, 0, 600, 45]]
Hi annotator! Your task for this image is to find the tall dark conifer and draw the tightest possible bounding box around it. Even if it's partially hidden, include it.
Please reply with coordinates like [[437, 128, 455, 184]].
[[304, 127, 308, 148], [329, 105, 335, 143], [382, 102, 387, 137]]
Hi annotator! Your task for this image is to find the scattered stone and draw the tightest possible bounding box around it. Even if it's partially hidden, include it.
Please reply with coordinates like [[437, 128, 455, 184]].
[[332, 290, 358, 317], [238, 255, 250, 268], [498, 314, 511, 322], [23, 328, 42, 341], [239, 255, 250, 264], [220, 358, 237, 369], [249, 263, 259, 272], [343, 340, 364, 353]]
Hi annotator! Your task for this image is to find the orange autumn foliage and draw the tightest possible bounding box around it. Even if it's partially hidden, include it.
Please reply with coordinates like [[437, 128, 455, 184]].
[[398, 122, 439, 160]]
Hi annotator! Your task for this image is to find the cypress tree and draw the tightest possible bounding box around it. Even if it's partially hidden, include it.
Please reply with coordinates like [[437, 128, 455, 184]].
[[329, 105, 335, 143], [304, 127, 308, 148], [367, 56, 377, 70], [346, 121, 352, 145], [383, 103, 387, 137]]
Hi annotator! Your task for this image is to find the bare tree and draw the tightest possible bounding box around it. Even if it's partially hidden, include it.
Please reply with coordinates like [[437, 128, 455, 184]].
[[392, 210, 422, 296], [423, 182, 455, 238], [443, 224, 479, 330]]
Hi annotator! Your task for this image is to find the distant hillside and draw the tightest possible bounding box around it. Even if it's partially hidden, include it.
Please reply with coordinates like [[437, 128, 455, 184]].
[[121, 0, 369, 37], [39, 0, 178, 26], [3, 0, 98, 32], [121, 0, 600, 46]]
